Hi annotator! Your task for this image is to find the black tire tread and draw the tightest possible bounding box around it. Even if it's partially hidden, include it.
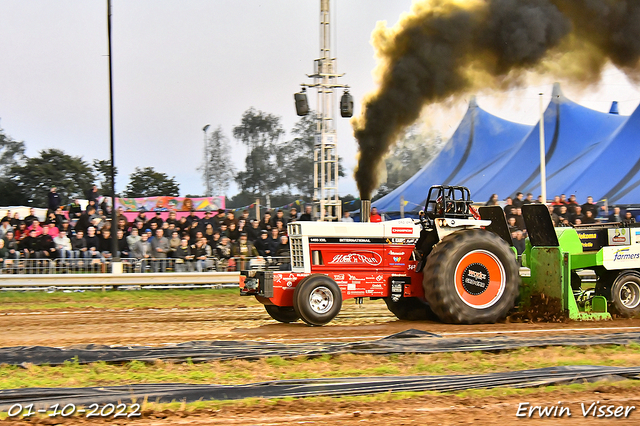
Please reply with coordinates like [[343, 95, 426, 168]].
[[383, 297, 438, 321], [423, 229, 520, 324], [264, 304, 300, 323]]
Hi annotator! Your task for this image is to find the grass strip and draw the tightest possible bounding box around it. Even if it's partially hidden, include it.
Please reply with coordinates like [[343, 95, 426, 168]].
[[0, 288, 261, 311], [2, 344, 640, 390]]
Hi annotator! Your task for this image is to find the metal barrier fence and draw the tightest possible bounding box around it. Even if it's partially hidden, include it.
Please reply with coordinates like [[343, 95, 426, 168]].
[[0, 256, 290, 275]]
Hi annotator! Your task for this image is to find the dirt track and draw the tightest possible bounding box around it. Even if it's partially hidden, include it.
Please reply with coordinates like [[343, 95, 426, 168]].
[[3, 302, 640, 347]]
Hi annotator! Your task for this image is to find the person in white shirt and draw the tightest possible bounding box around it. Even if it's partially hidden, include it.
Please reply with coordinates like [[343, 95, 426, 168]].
[[54, 232, 72, 259], [341, 211, 354, 223]]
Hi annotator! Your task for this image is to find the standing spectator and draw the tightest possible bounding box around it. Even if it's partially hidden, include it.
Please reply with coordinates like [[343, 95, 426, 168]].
[[566, 195, 579, 216], [267, 228, 281, 257], [370, 207, 383, 222], [551, 196, 564, 215], [609, 207, 623, 223], [46, 222, 59, 239], [0, 239, 8, 266], [184, 209, 199, 227], [126, 227, 141, 249], [3, 231, 19, 260], [503, 197, 515, 216], [166, 211, 178, 226], [20, 229, 39, 259], [28, 220, 44, 237], [24, 208, 38, 227], [512, 192, 524, 208], [231, 233, 258, 270], [583, 210, 597, 224], [84, 227, 101, 261], [116, 229, 130, 258], [537, 195, 544, 203], [174, 239, 192, 272], [10, 212, 20, 227], [254, 230, 270, 256], [37, 226, 57, 260], [71, 230, 88, 260], [271, 210, 287, 228], [150, 228, 169, 272], [86, 185, 99, 205], [59, 220, 72, 238], [190, 238, 208, 272], [132, 233, 152, 264], [570, 206, 584, 225], [227, 222, 240, 243], [623, 211, 636, 225], [201, 211, 215, 229], [299, 206, 313, 221], [523, 193, 535, 205], [259, 211, 272, 230], [0, 218, 13, 240], [556, 205, 569, 226], [214, 209, 226, 228], [69, 199, 83, 220], [224, 211, 237, 227], [1, 210, 11, 223], [247, 220, 261, 242], [149, 211, 164, 228], [47, 187, 61, 215], [134, 209, 149, 227], [15, 222, 27, 241], [485, 194, 499, 206], [76, 206, 96, 233], [275, 235, 291, 270], [168, 231, 181, 257], [512, 208, 526, 232], [204, 224, 215, 244], [98, 229, 113, 262], [176, 216, 189, 234], [161, 221, 171, 238], [341, 211, 354, 222], [289, 207, 298, 223], [216, 236, 233, 271], [582, 196, 599, 218]]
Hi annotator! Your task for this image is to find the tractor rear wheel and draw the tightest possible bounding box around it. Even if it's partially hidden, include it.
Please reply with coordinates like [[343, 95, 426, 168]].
[[423, 229, 519, 324], [264, 305, 300, 323], [610, 272, 640, 317], [384, 297, 437, 321], [293, 274, 343, 326]]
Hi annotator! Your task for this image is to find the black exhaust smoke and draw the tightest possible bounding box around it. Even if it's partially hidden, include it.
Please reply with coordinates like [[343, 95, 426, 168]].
[[353, 0, 640, 200]]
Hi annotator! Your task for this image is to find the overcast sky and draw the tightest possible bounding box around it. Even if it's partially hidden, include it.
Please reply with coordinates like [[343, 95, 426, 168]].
[[1, 0, 639, 199]]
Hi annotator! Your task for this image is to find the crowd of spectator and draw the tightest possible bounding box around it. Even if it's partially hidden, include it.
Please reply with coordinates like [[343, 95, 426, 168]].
[[0, 187, 319, 272], [484, 192, 638, 258]]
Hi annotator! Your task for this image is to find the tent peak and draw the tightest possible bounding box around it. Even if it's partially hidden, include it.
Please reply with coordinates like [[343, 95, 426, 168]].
[[468, 95, 478, 109], [551, 82, 563, 98], [609, 101, 619, 115]]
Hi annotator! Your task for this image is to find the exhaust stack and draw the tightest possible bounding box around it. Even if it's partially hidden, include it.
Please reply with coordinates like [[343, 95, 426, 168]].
[[361, 200, 371, 223]]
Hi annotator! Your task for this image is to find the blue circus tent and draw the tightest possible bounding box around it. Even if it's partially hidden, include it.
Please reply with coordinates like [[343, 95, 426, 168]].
[[474, 84, 627, 202], [563, 102, 640, 205], [373, 97, 533, 213]]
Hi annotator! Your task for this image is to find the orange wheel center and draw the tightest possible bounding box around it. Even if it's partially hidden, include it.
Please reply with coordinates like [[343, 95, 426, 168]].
[[454, 250, 505, 309]]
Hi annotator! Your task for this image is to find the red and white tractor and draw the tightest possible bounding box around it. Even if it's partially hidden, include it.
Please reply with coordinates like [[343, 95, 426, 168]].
[[240, 185, 521, 325]]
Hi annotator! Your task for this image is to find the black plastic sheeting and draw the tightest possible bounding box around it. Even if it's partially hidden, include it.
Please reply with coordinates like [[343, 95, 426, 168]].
[[2, 329, 640, 366], [0, 365, 638, 410]]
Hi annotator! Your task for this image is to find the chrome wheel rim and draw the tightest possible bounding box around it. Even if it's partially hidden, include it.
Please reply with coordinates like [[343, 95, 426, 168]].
[[309, 286, 334, 314], [619, 281, 640, 309]]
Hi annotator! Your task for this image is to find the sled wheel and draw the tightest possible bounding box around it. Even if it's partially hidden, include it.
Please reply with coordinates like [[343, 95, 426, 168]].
[[610, 272, 640, 317], [264, 305, 300, 323], [383, 297, 438, 321], [423, 229, 520, 324], [293, 274, 342, 326]]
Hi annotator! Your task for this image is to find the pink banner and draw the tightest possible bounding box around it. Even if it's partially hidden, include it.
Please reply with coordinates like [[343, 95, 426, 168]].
[[115, 196, 225, 212]]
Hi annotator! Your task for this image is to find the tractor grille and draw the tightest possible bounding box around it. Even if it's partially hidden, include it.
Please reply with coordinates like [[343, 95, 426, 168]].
[[290, 236, 304, 269]]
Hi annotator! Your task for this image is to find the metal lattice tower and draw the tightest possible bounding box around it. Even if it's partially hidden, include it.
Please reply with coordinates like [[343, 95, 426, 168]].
[[300, 0, 348, 221]]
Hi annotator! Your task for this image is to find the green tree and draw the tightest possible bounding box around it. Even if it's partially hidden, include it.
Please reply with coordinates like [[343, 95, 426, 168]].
[[279, 112, 345, 197], [0, 126, 28, 206], [201, 126, 234, 196], [233, 108, 284, 194], [123, 167, 180, 198], [374, 127, 445, 200], [11, 148, 94, 206], [92, 159, 117, 197]]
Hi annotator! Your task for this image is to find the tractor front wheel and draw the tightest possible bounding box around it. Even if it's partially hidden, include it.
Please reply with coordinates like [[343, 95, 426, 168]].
[[264, 305, 300, 323], [610, 272, 640, 317], [423, 229, 520, 324], [293, 274, 343, 326]]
